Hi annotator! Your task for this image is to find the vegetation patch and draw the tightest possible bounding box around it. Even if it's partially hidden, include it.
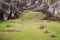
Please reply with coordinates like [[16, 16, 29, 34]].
[[0, 11, 60, 40], [44, 30, 50, 33], [6, 24, 12, 27], [50, 34, 56, 38], [0, 29, 21, 32], [39, 24, 46, 29]]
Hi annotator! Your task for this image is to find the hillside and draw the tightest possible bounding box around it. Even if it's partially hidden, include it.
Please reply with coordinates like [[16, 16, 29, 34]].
[[0, 11, 60, 40], [21, 10, 46, 20]]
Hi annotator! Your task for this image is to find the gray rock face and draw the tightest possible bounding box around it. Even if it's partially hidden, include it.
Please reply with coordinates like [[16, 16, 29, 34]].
[[47, 0, 60, 14], [47, 5, 54, 14]]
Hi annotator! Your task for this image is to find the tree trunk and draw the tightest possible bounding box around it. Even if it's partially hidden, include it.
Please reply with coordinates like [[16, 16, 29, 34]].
[[53, 8, 55, 15]]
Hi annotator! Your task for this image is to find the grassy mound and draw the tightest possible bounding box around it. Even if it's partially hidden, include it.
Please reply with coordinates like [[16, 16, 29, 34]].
[[21, 10, 46, 20]]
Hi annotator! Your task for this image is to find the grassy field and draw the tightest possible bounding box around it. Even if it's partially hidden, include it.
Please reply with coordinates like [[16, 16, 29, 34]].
[[0, 11, 60, 40]]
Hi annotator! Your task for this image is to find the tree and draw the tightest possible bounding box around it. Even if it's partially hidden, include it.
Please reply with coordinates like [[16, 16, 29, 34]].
[[52, 2, 57, 15]]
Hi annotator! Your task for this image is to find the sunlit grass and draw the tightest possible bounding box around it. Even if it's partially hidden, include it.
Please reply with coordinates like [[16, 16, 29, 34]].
[[0, 11, 60, 40]]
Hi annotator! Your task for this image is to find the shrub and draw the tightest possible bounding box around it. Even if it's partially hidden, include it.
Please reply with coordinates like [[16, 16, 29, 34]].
[[44, 30, 49, 33], [50, 34, 56, 38], [6, 24, 12, 27], [39, 24, 46, 29]]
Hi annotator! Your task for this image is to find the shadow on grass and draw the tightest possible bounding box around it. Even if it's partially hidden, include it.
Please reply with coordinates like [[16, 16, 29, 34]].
[[0, 29, 21, 32]]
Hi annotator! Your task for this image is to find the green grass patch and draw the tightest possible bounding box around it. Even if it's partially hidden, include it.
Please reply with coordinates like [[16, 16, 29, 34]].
[[0, 11, 60, 40]]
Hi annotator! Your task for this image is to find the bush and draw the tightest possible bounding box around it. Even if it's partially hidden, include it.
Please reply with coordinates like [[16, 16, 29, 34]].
[[6, 24, 12, 27], [44, 30, 49, 33], [50, 34, 56, 38], [39, 24, 46, 29]]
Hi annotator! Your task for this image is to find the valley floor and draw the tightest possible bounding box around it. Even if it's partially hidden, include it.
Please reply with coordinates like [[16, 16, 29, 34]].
[[0, 11, 60, 40]]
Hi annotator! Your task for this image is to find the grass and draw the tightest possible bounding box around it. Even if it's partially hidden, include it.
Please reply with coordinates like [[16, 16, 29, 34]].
[[0, 11, 60, 40]]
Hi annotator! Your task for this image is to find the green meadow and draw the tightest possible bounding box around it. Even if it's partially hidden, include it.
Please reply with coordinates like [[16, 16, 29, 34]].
[[0, 11, 60, 40]]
